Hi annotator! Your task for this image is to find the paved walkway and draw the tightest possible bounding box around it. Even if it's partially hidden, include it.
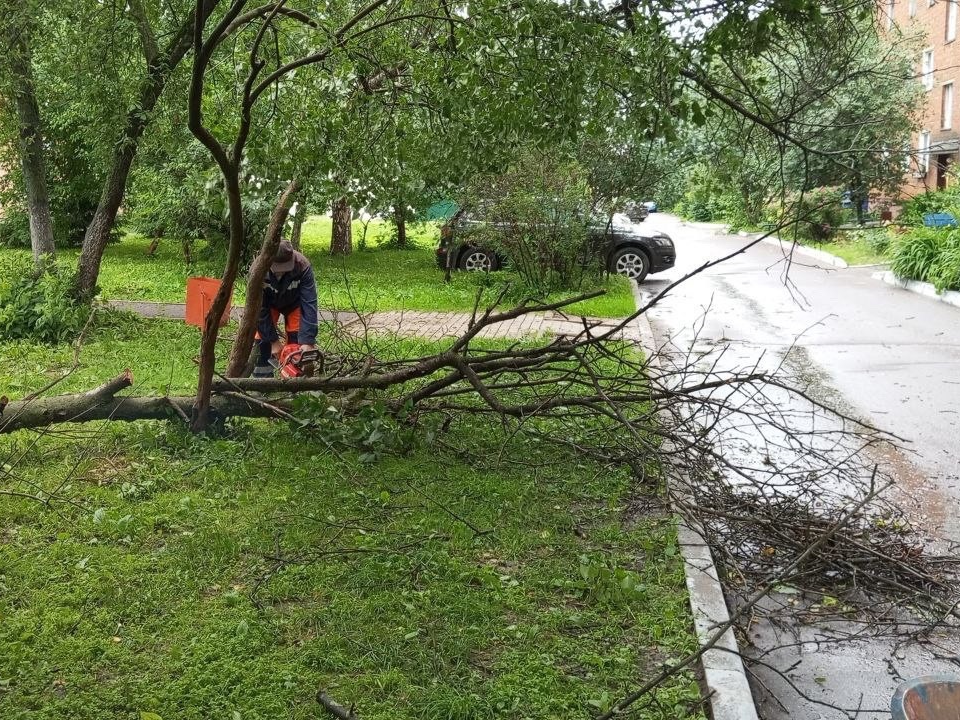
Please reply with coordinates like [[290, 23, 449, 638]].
[[106, 300, 639, 341]]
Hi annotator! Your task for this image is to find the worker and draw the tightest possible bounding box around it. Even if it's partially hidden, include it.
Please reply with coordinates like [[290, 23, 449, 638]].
[[253, 240, 319, 378]]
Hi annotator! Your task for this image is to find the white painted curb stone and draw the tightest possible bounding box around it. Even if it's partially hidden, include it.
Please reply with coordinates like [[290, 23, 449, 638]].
[[631, 284, 760, 720], [873, 271, 960, 308]]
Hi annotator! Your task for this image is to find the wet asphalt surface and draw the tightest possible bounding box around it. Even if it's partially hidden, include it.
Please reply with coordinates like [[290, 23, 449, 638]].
[[637, 214, 960, 719]]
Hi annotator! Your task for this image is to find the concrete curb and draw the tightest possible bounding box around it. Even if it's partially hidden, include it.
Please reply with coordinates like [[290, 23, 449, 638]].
[[679, 219, 849, 268], [631, 284, 760, 720], [748, 233, 848, 269], [873, 271, 960, 308]]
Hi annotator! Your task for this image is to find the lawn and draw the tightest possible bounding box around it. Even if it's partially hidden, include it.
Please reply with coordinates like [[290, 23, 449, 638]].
[[0, 318, 703, 720], [7, 217, 636, 318], [810, 232, 890, 266]]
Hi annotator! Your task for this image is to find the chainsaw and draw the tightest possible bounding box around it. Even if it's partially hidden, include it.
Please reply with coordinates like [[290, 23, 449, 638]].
[[270, 343, 322, 379]]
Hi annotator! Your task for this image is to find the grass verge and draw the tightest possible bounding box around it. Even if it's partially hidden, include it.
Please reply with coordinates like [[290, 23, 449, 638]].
[[0, 319, 703, 720], [0, 217, 635, 319]]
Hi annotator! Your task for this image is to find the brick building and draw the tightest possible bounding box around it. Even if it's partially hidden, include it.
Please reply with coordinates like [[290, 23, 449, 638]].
[[887, 0, 960, 195]]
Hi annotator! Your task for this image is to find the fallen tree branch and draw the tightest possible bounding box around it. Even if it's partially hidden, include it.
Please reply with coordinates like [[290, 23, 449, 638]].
[[316, 690, 358, 719]]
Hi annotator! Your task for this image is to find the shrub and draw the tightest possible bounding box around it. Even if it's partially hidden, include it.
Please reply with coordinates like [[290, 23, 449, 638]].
[[0, 257, 92, 343], [890, 227, 948, 285], [897, 189, 960, 227], [928, 231, 960, 292], [0, 211, 30, 249], [462, 154, 600, 293]]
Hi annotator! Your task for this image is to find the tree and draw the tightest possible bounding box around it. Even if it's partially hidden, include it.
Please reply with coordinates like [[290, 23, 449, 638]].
[[330, 196, 353, 256], [2, 20, 55, 262]]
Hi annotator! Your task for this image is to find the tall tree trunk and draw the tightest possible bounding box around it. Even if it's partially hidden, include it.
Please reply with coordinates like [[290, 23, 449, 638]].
[[330, 196, 353, 255], [226, 179, 301, 378], [394, 202, 407, 249], [6, 30, 55, 262], [73, 14, 197, 299], [191, 171, 244, 432], [290, 202, 307, 250]]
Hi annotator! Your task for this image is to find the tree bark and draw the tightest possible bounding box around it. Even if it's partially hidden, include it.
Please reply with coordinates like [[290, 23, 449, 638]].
[[73, 12, 198, 299], [393, 202, 407, 249], [226, 179, 301, 377], [0, 380, 289, 434], [330, 196, 353, 255], [6, 29, 55, 262], [290, 202, 307, 250]]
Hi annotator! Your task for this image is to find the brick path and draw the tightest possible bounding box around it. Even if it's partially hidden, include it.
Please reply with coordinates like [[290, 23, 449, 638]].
[[107, 300, 639, 341]]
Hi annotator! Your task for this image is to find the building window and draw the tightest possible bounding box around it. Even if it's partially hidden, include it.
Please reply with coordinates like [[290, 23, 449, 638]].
[[922, 48, 935, 90], [949, 0, 958, 40], [944, 83, 954, 129], [920, 131, 932, 173], [910, 0, 917, 16]]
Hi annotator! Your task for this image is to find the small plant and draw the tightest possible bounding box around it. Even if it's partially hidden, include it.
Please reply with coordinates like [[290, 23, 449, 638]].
[[890, 227, 946, 285], [0, 257, 92, 343], [578, 554, 647, 606]]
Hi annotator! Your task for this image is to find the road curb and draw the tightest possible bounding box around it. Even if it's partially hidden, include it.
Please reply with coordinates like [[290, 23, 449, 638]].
[[679, 219, 849, 268], [873, 271, 960, 308], [631, 285, 760, 720]]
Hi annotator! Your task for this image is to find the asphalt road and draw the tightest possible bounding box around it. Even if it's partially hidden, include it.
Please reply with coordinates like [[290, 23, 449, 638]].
[[637, 213, 960, 719]]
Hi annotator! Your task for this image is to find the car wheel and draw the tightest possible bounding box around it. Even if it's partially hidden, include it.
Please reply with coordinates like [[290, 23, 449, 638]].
[[611, 247, 650, 282], [458, 248, 499, 272]]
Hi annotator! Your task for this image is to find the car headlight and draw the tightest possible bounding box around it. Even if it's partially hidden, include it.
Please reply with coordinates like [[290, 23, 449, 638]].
[[654, 235, 673, 247]]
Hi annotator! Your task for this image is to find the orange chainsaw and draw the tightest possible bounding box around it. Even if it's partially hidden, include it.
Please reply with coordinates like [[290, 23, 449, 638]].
[[271, 343, 322, 379]]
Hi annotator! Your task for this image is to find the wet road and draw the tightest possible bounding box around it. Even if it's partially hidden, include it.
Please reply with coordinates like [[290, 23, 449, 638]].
[[637, 214, 960, 719]]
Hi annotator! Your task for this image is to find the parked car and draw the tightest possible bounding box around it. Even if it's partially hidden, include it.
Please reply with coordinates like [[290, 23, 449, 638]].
[[642, 200, 658, 213], [436, 213, 676, 283]]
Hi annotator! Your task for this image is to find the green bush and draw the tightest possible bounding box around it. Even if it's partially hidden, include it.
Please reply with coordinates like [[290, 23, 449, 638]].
[[0, 211, 30, 248], [0, 258, 92, 343], [927, 231, 960, 292], [897, 189, 960, 227], [889, 227, 960, 291]]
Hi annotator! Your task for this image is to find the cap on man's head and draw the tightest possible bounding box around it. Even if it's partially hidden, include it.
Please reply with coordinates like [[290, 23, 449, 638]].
[[271, 240, 295, 273]]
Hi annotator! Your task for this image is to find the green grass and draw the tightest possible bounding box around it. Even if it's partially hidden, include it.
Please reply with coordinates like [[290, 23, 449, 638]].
[[0, 217, 635, 318], [0, 321, 702, 720], [800, 228, 891, 266]]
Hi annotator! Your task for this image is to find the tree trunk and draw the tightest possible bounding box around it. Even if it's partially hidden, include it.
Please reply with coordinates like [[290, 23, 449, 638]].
[[6, 30, 55, 262], [290, 202, 306, 250], [330, 197, 353, 255], [226, 179, 301, 378], [394, 202, 407, 249], [73, 14, 197, 299], [0, 379, 287, 434], [191, 170, 245, 432]]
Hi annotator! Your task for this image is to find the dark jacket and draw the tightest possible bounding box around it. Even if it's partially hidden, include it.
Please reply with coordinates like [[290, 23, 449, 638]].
[[257, 251, 319, 345]]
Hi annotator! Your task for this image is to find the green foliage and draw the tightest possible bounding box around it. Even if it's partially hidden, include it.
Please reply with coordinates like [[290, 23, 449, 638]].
[[290, 397, 419, 463], [673, 165, 754, 229], [891, 227, 960, 292], [0, 209, 30, 249], [462, 154, 601, 293], [793, 188, 846, 242], [897, 189, 960, 227], [0, 257, 90, 342]]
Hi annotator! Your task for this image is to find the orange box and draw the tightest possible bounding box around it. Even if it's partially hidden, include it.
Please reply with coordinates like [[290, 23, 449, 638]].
[[185, 277, 231, 330]]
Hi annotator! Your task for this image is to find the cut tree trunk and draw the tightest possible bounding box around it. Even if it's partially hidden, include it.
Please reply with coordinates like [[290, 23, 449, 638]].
[[0, 371, 289, 434], [7, 29, 55, 262], [73, 13, 198, 299], [330, 197, 353, 255], [226, 179, 302, 377], [393, 202, 407, 249]]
